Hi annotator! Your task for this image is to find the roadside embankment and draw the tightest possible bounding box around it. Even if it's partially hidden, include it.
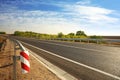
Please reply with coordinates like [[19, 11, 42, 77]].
[[0, 38, 60, 80]]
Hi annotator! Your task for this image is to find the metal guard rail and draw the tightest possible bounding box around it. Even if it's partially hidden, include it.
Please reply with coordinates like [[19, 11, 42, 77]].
[[50, 38, 120, 43], [12, 39, 26, 51], [10, 39, 29, 80]]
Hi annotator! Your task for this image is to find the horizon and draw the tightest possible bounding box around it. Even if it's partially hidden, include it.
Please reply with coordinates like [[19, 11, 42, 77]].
[[0, 0, 120, 36], [3, 30, 120, 36]]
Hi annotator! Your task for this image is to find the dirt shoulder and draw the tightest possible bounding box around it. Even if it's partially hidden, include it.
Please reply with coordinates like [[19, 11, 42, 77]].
[[0, 39, 13, 80], [0, 39, 60, 80]]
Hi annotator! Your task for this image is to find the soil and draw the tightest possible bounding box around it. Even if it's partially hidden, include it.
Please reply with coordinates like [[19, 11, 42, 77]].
[[0, 39, 60, 80]]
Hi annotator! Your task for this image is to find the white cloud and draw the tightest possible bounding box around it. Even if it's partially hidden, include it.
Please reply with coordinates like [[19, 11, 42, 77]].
[[63, 4, 119, 23], [76, 0, 91, 5], [0, 10, 79, 34], [0, 0, 120, 35]]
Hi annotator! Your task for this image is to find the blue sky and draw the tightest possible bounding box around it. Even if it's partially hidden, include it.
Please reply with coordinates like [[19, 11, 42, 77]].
[[0, 0, 120, 36]]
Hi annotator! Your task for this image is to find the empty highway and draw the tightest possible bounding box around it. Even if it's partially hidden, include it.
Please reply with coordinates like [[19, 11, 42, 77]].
[[12, 37, 120, 80]]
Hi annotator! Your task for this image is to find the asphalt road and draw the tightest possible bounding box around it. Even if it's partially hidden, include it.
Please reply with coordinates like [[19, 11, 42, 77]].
[[12, 37, 120, 80]]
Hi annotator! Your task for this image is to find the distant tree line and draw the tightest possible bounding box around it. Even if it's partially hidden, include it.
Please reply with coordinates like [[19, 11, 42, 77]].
[[14, 31, 102, 39], [0, 32, 6, 34], [14, 31, 57, 39]]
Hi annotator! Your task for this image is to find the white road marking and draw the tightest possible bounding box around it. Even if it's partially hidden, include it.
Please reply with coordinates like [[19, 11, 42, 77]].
[[20, 41, 120, 80], [29, 49, 78, 80]]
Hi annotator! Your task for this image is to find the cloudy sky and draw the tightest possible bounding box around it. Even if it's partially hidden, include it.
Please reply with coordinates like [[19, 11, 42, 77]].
[[0, 0, 120, 35]]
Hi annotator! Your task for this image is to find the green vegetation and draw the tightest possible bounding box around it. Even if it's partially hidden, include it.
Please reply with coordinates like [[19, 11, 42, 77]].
[[0, 32, 6, 34], [57, 32, 64, 38], [14, 31, 104, 44], [14, 31, 102, 40], [76, 31, 87, 36], [90, 35, 102, 39], [14, 30, 89, 39], [14, 31, 57, 39]]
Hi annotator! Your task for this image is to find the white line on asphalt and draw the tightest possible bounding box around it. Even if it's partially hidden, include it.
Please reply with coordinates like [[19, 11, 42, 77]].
[[21, 41, 120, 80], [29, 49, 78, 80]]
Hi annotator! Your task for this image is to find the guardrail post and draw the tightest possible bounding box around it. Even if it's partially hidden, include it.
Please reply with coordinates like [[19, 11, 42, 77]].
[[12, 41, 20, 80], [13, 42, 17, 80], [13, 55, 16, 80], [13, 55, 20, 80], [80, 39, 81, 43], [97, 40, 99, 44], [88, 39, 89, 43]]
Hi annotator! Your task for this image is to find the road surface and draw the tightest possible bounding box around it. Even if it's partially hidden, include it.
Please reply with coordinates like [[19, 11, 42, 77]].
[[12, 37, 120, 80]]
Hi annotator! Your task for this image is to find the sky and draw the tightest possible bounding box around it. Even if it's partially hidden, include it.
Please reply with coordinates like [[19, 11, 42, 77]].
[[0, 0, 120, 36]]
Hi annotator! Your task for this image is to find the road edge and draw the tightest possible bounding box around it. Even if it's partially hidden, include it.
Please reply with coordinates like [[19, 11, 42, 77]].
[[26, 48, 78, 80]]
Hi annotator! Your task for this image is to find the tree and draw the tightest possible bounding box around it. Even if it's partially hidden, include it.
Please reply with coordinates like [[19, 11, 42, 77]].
[[76, 31, 87, 36], [57, 32, 64, 38], [0, 32, 6, 34], [67, 33, 75, 38], [14, 31, 21, 36], [68, 33, 75, 36]]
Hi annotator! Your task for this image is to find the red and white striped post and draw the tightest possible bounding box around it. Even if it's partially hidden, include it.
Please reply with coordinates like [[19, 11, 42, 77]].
[[20, 50, 30, 74]]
